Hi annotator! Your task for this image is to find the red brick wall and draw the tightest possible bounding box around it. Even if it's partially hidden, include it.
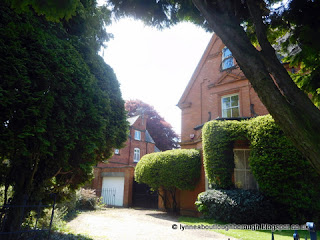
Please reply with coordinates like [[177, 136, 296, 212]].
[[177, 34, 270, 216], [92, 114, 156, 207], [179, 35, 269, 144]]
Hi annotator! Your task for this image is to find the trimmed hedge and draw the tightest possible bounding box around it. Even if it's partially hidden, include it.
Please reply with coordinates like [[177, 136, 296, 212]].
[[247, 116, 320, 223], [195, 189, 276, 223], [202, 115, 320, 223], [202, 120, 246, 189], [135, 149, 201, 191]]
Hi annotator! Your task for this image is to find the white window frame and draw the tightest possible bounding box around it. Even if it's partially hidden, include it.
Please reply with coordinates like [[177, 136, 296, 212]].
[[134, 130, 141, 141], [133, 148, 140, 162], [114, 149, 120, 155], [221, 93, 240, 118], [221, 47, 234, 70]]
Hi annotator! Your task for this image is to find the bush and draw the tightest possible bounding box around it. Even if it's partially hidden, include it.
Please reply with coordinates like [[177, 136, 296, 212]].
[[202, 120, 246, 189], [135, 149, 201, 212], [23, 188, 102, 232], [195, 189, 276, 224], [75, 188, 102, 211], [135, 149, 201, 191], [202, 115, 320, 223], [247, 116, 320, 223]]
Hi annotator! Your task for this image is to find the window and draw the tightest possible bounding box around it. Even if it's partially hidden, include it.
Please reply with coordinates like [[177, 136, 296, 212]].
[[234, 149, 258, 190], [134, 130, 141, 140], [133, 148, 140, 162], [222, 47, 234, 70], [221, 94, 240, 118], [114, 149, 120, 155]]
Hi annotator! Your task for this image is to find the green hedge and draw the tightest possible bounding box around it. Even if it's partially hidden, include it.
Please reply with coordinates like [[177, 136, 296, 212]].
[[247, 116, 320, 223], [135, 149, 201, 191], [202, 120, 246, 189], [195, 189, 276, 223], [202, 115, 320, 223]]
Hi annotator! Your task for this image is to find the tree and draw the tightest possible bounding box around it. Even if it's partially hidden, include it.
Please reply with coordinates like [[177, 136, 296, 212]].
[[135, 149, 201, 212], [106, 0, 320, 174], [0, 1, 127, 237], [6, 1, 320, 175], [125, 100, 179, 151]]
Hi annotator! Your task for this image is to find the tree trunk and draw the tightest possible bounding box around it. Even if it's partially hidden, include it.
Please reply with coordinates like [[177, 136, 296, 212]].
[[2, 193, 29, 240], [192, 0, 320, 174]]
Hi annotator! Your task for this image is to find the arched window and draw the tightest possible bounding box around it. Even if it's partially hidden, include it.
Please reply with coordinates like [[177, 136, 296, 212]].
[[134, 148, 140, 162], [222, 47, 234, 70]]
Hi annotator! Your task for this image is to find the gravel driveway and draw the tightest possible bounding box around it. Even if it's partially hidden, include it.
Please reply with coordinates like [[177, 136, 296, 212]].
[[67, 208, 239, 240]]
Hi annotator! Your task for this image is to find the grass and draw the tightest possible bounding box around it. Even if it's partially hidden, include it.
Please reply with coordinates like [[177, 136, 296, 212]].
[[179, 216, 320, 240]]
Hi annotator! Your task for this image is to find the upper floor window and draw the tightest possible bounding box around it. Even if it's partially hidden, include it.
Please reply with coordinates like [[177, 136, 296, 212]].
[[114, 149, 120, 155], [134, 148, 140, 162], [221, 94, 240, 118], [222, 47, 234, 70], [134, 130, 141, 140]]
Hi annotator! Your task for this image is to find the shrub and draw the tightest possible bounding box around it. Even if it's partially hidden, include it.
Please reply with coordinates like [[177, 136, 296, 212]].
[[195, 189, 276, 223], [135, 149, 201, 212], [202, 115, 320, 223], [247, 116, 320, 223], [135, 149, 201, 191], [202, 120, 246, 189], [75, 188, 102, 211]]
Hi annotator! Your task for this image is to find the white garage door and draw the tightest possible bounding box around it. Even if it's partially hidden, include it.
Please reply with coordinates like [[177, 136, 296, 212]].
[[102, 176, 124, 206]]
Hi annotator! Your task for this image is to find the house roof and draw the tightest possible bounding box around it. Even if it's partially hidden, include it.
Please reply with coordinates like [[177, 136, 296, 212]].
[[145, 130, 155, 144], [154, 146, 160, 152], [177, 34, 218, 108], [127, 115, 140, 126]]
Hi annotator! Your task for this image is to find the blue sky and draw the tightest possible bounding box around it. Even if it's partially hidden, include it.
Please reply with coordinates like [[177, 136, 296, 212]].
[[101, 18, 212, 135]]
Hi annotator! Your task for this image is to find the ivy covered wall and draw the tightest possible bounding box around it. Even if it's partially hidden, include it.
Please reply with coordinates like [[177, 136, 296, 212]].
[[202, 115, 320, 222]]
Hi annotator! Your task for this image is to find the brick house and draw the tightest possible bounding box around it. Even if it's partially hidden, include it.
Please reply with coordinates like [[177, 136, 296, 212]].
[[176, 34, 270, 216], [91, 114, 159, 207]]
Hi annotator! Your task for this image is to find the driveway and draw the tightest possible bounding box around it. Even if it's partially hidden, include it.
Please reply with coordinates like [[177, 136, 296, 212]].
[[67, 208, 239, 240]]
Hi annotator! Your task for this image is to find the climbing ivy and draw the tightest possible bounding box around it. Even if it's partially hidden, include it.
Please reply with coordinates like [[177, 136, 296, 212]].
[[202, 115, 320, 223], [202, 120, 246, 189]]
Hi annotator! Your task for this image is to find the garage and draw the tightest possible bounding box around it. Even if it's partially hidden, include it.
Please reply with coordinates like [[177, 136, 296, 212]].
[[101, 173, 125, 207]]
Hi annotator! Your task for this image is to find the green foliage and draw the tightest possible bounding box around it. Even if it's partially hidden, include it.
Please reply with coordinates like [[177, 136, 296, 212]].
[[6, 0, 80, 21], [202, 120, 246, 189], [74, 188, 103, 211], [135, 149, 201, 191], [272, 0, 320, 106], [0, 185, 13, 205], [195, 189, 276, 224], [247, 116, 320, 223], [0, 0, 127, 232], [202, 115, 320, 223]]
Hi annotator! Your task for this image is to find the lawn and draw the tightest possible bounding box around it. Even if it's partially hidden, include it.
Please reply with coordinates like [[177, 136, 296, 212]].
[[179, 216, 319, 240]]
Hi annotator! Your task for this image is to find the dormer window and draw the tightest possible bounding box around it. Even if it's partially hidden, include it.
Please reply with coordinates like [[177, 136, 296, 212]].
[[222, 47, 234, 70], [134, 130, 141, 140]]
